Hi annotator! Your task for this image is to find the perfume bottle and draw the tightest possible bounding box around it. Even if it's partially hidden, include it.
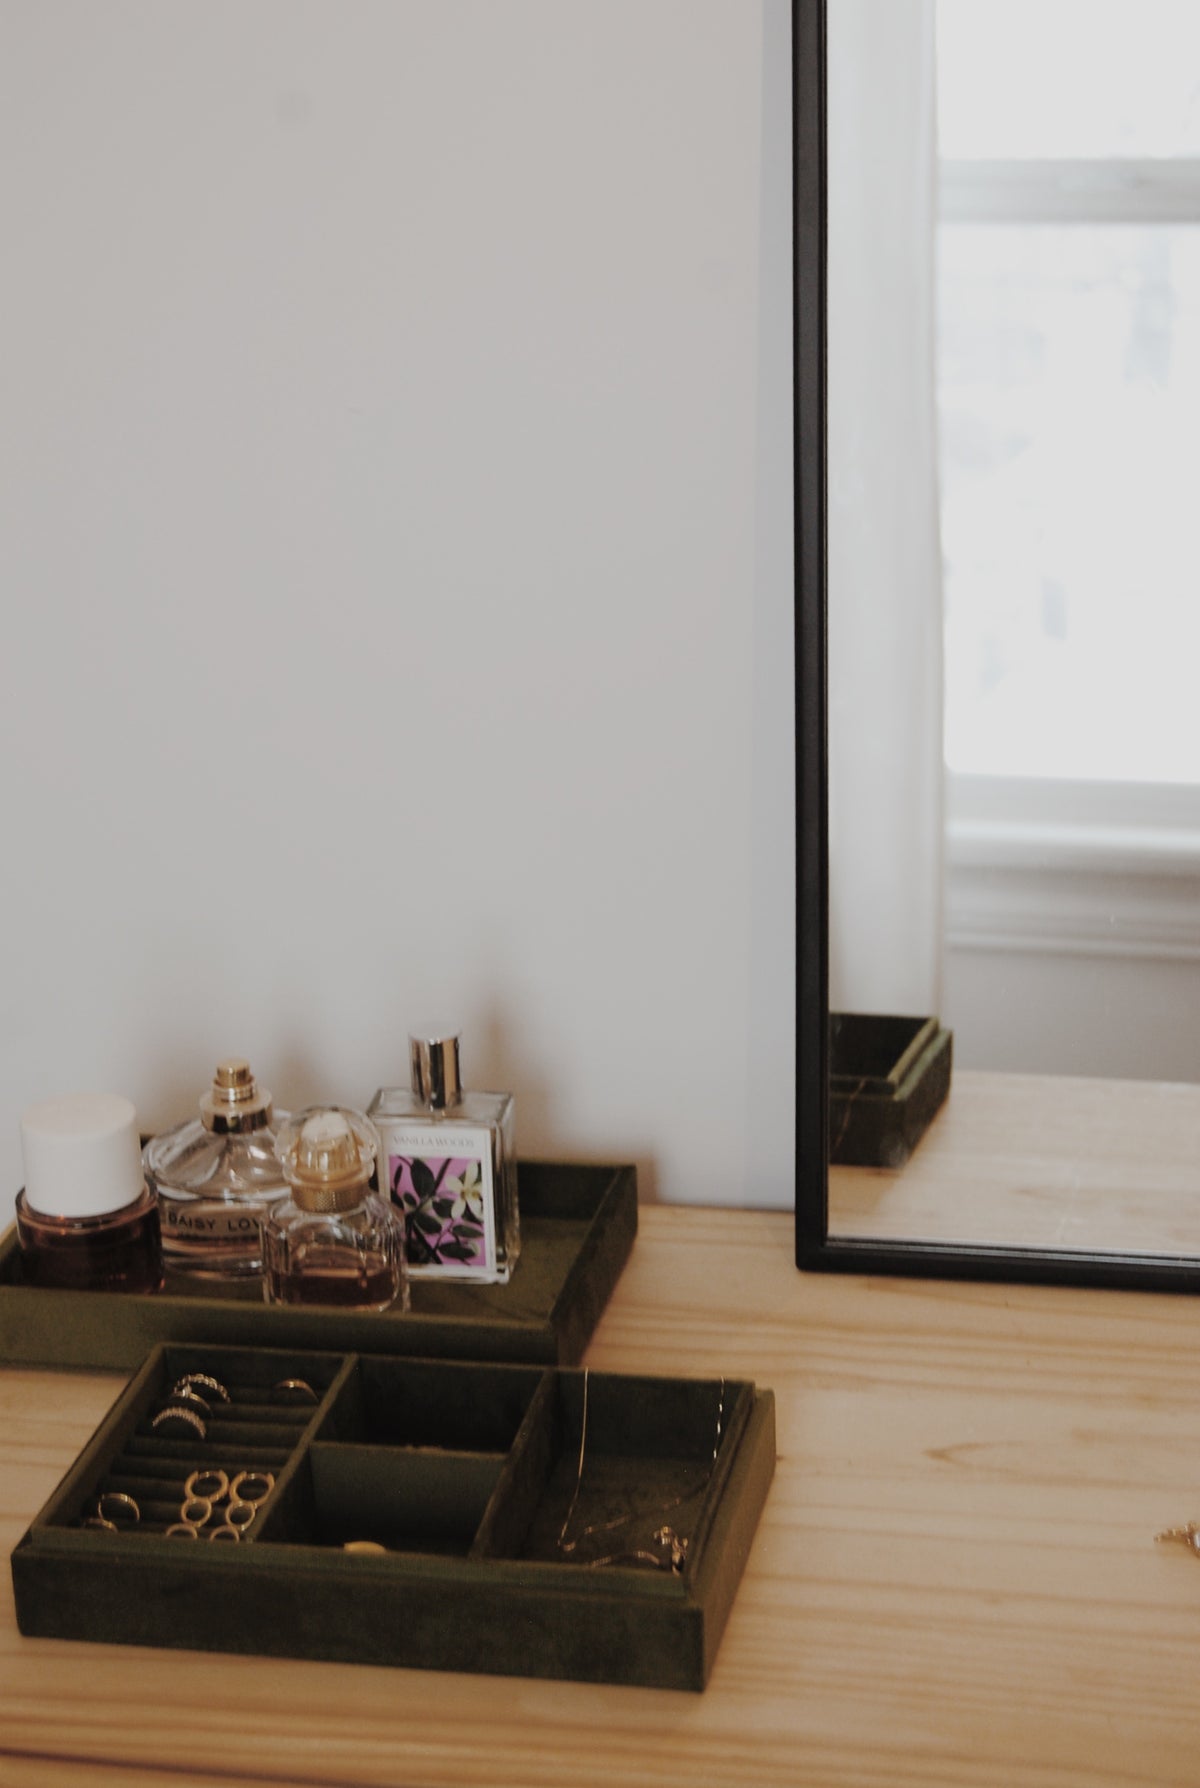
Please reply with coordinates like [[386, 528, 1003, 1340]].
[[368, 1031, 520, 1284], [143, 1060, 289, 1279], [264, 1106, 408, 1311], [16, 1094, 163, 1293]]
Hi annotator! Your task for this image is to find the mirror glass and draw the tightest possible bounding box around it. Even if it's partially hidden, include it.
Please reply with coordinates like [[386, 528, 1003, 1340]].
[[821, 0, 1200, 1274]]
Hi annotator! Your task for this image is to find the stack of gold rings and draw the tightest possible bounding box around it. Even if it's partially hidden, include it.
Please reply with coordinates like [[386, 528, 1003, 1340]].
[[149, 1372, 232, 1444], [83, 1368, 316, 1540], [147, 1373, 319, 1442], [163, 1468, 275, 1541]]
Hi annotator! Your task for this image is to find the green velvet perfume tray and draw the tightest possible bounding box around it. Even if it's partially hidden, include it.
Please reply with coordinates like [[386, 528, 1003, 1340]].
[[10, 1342, 776, 1691], [829, 1014, 953, 1169], [0, 1162, 636, 1371]]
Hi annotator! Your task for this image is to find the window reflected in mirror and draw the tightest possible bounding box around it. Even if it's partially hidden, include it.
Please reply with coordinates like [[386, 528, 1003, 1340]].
[[823, 0, 1200, 1271]]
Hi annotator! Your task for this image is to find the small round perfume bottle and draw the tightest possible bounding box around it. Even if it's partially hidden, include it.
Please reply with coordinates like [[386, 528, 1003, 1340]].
[[143, 1059, 288, 1279], [16, 1094, 163, 1293], [264, 1107, 408, 1312]]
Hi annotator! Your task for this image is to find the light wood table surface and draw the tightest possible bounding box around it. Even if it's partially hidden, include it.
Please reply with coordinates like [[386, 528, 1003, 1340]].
[[831, 1067, 1200, 1256], [5, 1078, 1200, 1786]]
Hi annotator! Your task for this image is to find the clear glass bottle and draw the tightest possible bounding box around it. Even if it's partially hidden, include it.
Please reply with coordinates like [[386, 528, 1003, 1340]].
[[16, 1094, 163, 1293], [368, 1031, 520, 1284], [264, 1106, 408, 1312], [143, 1059, 288, 1279]]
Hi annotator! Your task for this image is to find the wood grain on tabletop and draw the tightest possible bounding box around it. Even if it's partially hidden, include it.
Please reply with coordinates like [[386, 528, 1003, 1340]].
[[4, 1101, 1200, 1786]]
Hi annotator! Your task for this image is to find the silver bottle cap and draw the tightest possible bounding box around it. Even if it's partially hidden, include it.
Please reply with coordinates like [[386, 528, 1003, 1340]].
[[409, 1032, 461, 1110], [200, 1059, 273, 1135]]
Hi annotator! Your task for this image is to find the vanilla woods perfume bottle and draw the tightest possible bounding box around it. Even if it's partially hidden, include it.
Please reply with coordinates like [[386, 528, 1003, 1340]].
[[264, 1107, 408, 1312], [16, 1093, 163, 1293], [368, 1031, 520, 1284], [143, 1060, 288, 1279]]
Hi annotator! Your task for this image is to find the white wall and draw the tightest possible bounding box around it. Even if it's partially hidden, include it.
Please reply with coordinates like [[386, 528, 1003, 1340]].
[[943, 802, 1200, 1081], [826, 0, 944, 1021], [0, 2, 795, 1216], [944, 946, 1200, 1082]]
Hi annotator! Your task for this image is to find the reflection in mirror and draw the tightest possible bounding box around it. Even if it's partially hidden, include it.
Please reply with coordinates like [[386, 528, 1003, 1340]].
[[822, 0, 1200, 1274]]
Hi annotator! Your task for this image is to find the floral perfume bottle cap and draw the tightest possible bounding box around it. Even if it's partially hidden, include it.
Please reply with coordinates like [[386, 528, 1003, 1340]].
[[275, 1107, 378, 1213], [20, 1094, 145, 1219], [409, 1031, 461, 1110], [199, 1059, 273, 1134]]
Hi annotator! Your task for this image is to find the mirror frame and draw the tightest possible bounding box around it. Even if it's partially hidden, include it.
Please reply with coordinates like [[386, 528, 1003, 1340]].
[[792, 0, 829, 1264], [791, 0, 1200, 1294]]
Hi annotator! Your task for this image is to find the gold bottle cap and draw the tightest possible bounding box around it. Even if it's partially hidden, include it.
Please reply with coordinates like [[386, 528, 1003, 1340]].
[[200, 1059, 273, 1135], [276, 1107, 378, 1213]]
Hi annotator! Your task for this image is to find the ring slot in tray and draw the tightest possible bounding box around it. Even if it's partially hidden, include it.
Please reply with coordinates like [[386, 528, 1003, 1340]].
[[0, 1160, 636, 1371], [11, 1344, 775, 1690], [33, 1345, 346, 1545]]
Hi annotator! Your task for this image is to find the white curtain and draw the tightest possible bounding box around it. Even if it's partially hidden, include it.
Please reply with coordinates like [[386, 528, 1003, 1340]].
[[827, 0, 945, 1017]]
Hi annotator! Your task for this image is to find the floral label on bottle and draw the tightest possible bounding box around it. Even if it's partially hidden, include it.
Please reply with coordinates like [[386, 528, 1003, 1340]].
[[383, 1130, 497, 1278]]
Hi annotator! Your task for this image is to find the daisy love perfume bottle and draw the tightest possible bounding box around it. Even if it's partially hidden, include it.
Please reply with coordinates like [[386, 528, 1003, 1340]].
[[142, 1059, 288, 1279], [368, 1030, 520, 1284]]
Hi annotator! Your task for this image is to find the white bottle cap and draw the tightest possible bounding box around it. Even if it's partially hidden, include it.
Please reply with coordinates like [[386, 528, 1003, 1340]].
[[20, 1094, 145, 1219]]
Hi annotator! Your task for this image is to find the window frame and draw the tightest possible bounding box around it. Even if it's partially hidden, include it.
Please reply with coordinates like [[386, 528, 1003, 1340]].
[[939, 149, 1200, 955]]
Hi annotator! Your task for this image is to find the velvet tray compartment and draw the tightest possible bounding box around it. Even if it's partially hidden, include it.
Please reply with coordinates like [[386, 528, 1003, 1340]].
[[829, 1013, 953, 1168], [10, 1342, 776, 1691], [0, 1161, 636, 1370]]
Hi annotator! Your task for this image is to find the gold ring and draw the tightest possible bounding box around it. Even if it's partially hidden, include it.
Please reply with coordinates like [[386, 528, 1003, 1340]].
[[230, 1470, 274, 1505], [170, 1385, 211, 1420], [343, 1539, 388, 1555], [271, 1378, 318, 1406], [185, 1468, 229, 1503], [181, 1495, 213, 1528], [174, 1372, 231, 1405], [150, 1405, 207, 1441], [164, 1523, 199, 1539], [83, 1515, 118, 1533], [209, 1524, 240, 1542], [224, 1500, 256, 1530], [96, 1491, 140, 1526]]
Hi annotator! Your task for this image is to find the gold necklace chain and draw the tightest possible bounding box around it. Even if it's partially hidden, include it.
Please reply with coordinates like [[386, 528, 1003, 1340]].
[[555, 1368, 726, 1573]]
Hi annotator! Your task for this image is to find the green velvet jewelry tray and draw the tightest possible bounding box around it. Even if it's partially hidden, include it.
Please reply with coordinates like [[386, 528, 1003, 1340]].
[[0, 1161, 636, 1371], [10, 1342, 776, 1691]]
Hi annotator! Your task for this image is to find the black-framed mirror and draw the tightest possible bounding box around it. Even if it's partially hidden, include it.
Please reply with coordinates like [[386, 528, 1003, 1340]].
[[794, 0, 1200, 1293], [792, 0, 830, 1262]]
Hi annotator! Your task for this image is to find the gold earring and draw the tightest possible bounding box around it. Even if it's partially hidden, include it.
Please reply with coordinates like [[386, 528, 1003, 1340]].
[[1156, 1522, 1200, 1555]]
